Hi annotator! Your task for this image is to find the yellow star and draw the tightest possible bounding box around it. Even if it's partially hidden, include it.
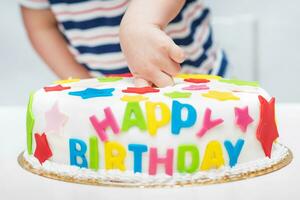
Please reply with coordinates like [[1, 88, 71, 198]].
[[202, 90, 240, 101], [54, 78, 80, 84], [121, 95, 149, 102], [176, 74, 221, 80]]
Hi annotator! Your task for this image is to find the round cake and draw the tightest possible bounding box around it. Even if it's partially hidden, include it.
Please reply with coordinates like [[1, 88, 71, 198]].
[[20, 73, 292, 186]]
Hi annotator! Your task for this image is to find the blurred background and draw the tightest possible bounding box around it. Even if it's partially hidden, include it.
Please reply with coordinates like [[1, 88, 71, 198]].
[[0, 0, 299, 105]]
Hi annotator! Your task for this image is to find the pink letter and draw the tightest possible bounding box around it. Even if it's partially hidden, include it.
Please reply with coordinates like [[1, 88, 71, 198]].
[[197, 108, 224, 137], [149, 148, 174, 176], [89, 107, 120, 142]]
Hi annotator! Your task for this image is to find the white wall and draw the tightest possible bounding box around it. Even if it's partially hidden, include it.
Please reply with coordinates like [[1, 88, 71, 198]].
[[0, 0, 299, 105]]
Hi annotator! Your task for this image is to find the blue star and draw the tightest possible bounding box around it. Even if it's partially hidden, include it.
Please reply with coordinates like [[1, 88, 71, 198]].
[[69, 88, 115, 99]]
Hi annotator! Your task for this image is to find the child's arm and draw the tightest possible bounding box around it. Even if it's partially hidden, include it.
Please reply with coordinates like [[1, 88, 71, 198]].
[[21, 7, 92, 79], [120, 0, 186, 87]]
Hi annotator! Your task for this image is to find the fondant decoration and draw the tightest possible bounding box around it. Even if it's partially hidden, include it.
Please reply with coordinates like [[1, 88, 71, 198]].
[[256, 96, 279, 158], [164, 91, 192, 99], [200, 141, 225, 170], [220, 78, 259, 87], [26, 92, 35, 155], [176, 74, 221, 80], [45, 101, 68, 134], [171, 100, 197, 135], [107, 73, 133, 78], [105, 141, 126, 171], [149, 148, 174, 176], [69, 138, 88, 168], [177, 145, 200, 173], [182, 84, 209, 91], [202, 90, 240, 101], [235, 106, 254, 132], [97, 77, 123, 82], [44, 85, 71, 92], [197, 108, 224, 137], [121, 102, 147, 132], [69, 88, 115, 99], [54, 78, 80, 84], [89, 107, 120, 142], [128, 144, 148, 173], [146, 102, 171, 135], [224, 139, 245, 167], [89, 136, 99, 171], [122, 86, 159, 94], [34, 133, 52, 164], [184, 78, 210, 83], [121, 95, 149, 102]]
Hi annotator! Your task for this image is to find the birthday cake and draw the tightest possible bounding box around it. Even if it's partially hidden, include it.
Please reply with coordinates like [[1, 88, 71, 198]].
[[20, 74, 291, 187]]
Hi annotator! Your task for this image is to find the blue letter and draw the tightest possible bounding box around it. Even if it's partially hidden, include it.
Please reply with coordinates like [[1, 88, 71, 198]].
[[224, 139, 245, 167], [69, 138, 88, 168], [128, 144, 148, 173]]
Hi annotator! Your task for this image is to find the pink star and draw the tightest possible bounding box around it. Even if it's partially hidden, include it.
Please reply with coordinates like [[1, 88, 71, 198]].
[[234, 106, 254, 132], [45, 102, 68, 134]]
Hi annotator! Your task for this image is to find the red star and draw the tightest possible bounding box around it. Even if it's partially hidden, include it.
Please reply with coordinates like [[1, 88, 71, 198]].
[[34, 133, 53, 164], [184, 78, 210, 83], [44, 85, 71, 92], [122, 86, 160, 94], [107, 73, 133, 78], [256, 95, 279, 158]]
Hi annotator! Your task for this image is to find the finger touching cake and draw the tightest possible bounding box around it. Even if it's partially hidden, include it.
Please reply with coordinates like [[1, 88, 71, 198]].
[[21, 74, 291, 186]]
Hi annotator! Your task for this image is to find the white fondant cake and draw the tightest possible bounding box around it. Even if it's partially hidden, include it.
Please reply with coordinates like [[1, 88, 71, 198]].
[[24, 74, 283, 184]]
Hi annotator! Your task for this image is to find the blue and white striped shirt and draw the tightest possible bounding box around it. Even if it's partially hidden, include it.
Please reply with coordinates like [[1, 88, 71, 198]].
[[20, 0, 228, 76]]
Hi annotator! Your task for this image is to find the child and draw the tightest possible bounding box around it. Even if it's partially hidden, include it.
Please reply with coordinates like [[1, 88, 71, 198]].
[[20, 0, 227, 87]]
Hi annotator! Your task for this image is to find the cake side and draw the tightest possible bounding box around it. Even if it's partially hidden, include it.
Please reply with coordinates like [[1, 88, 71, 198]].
[[25, 74, 279, 177]]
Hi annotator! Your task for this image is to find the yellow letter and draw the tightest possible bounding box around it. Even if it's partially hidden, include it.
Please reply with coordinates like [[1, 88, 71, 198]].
[[146, 102, 171, 136], [200, 140, 225, 170], [105, 141, 127, 171]]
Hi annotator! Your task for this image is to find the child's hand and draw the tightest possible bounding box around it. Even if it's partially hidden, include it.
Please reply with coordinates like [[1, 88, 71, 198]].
[[120, 23, 185, 87], [119, 0, 186, 87]]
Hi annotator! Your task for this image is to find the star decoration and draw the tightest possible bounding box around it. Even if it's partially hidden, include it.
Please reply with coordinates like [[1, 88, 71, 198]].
[[202, 90, 240, 101], [164, 91, 192, 99], [184, 78, 210, 83], [182, 84, 209, 91], [54, 78, 80, 84], [45, 102, 68, 134], [235, 106, 254, 132], [69, 88, 115, 99], [219, 78, 259, 87], [97, 77, 123, 82], [26, 93, 35, 155], [176, 74, 221, 80], [34, 133, 53, 164], [107, 73, 133, 77], [197, 108, 224, 137], [256, 95, 279, 158], [122, 86, 159, 94], [44, 84, 71, 92], [121, 95, 149, 102]]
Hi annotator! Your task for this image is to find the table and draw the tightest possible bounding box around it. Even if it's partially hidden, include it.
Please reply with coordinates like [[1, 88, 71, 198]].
[[0, 105, 299, 200]]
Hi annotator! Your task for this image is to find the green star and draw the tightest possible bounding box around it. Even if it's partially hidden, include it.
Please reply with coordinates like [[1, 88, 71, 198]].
[[97, 77, 123, 82], [164, 91, 192, 99], [26, 92, 35, 155], [219, 78, 259, 87]]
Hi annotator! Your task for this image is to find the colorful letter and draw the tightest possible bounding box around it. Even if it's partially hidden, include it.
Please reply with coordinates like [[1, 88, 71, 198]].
[[121, 102, 147, 132], [197, 108, 223, 138], [89, 107, 120, 142], [224, 139, 245, 167], [146, 102, 171, 136], [89, 136, 99, 171], [200, 141, 225, 170], [177, 145, 200, 173], [69, 138, 88, 168], [128, 144, 148, 173], [149, 148, 174, 176], [26, 92, 35, 155], [171, 100, 197, 135], [105, 141, 127, 171]]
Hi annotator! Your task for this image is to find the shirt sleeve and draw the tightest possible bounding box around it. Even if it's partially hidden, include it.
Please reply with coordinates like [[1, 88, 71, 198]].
[[19, 0, 50, 9]]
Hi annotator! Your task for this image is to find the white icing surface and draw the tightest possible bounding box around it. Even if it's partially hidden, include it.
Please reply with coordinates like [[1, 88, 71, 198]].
[[30, 75, 274, 175], [23, 143, 289, 185]]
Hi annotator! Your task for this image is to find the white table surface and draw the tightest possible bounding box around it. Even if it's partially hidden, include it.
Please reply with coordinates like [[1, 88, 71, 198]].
[[0, 105, 299, 200]]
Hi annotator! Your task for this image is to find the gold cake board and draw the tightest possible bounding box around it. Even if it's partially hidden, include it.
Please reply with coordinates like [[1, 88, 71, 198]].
[[18, 148, 293, 188]]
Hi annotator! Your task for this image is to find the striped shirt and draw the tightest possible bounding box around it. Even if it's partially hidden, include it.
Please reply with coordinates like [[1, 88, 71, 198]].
[[20, 0, 228, 77]]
